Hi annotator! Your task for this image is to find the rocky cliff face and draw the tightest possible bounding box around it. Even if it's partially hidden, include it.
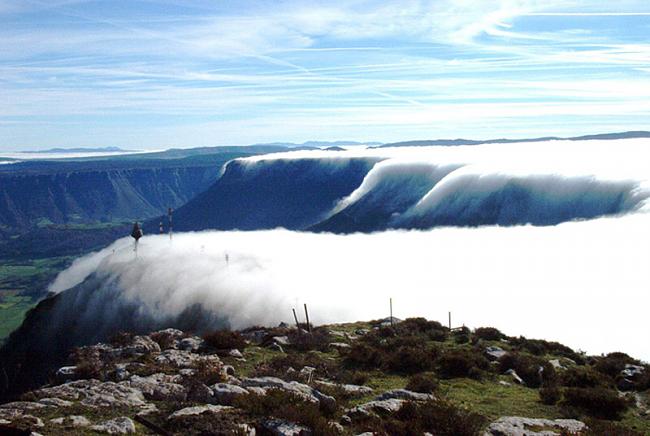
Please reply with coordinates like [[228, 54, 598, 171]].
[[0, 166, 218, 232]]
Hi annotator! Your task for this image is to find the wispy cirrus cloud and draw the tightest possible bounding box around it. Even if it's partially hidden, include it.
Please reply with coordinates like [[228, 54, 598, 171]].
[[1, 0, 649, 149]]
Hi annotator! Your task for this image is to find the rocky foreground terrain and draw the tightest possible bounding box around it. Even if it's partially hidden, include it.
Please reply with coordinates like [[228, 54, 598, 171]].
[[0, 318, 648, 435]]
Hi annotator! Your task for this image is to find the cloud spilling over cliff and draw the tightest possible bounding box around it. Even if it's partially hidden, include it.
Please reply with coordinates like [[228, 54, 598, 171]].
[[50, 210, 649, 359], [162, 138, 650, 234]]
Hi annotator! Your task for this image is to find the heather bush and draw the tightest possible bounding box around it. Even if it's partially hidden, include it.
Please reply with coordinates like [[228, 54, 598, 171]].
[[452, 326, 470, 344], [395, 318, 448, 342], [563, 387, 629, 420], [150, 330, 181, 350], [560, 366, 613, 389], [509, 336, 584, 363], [203, 330, 247, 351], [406, 372, 439, 393], [473, 327, 504, 341], [234, 389, 338, 434], [539, 385, 561, 405], [367, 400, 486, 436], [593, 352, 637, 378], [343, 328, 439, 374], [437, 349, 489, 379], [287, 326, 332, 352], [498, 352, 555, 388], [109, 331, 135, 347]]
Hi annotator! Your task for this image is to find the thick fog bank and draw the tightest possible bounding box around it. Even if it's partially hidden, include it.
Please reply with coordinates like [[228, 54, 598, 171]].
[[161, 139, 650, 234], [51, 212, 650, 360]]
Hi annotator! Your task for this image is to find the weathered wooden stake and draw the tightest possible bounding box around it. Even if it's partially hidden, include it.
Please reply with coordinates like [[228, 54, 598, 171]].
[[448, 311, 451, 330], [304, 303, 312, 334], [292, 308, 301, 333], [390, 297, 394, 328]]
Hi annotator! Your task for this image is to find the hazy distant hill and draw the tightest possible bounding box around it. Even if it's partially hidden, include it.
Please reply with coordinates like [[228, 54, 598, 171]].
[[0, 148, 290, 237], [379, 130, 650, 148], [21, 146, 135, 154]]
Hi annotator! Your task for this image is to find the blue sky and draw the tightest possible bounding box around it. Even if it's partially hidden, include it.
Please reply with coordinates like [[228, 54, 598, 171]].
[[1, 0, 649, 150]]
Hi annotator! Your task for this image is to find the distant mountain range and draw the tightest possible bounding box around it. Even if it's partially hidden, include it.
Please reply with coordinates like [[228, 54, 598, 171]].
[[253, 140, 383, 148], [379, 130, 650, 148], [22, 146, 136, 154]]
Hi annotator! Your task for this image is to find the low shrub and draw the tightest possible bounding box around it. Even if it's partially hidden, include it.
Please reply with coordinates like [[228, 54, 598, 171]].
[[452, 327, 470, 344], [562, 387, 629, 420], [593, 352, 638, 379], [150, 330, 181, 350], [164, 406, 250, 435], [395, 318, 448, 342], [343, 330, 439, 374], [371, 400, 486, 436], [385, 346, 438, 374], [331, 369, 369, 386], [473, 327, 504, 341], [583, 418, 644, 436], [498, 353, 555, 388], [253, 352, 335, 380], [343, 342, 383, 369], [539, 386, 561, 405], [509, 336, 584, 363], [560, 366, 613, 389], [287, 326, 332, 352], [203, 330, 247, 351], [69, 347, 106, 380], [109, 331, 135, 347], [438, 349, 489, 379], [406, 372, 439, 393], [234, 389, 338, 434], [191, 358, 225, 385]]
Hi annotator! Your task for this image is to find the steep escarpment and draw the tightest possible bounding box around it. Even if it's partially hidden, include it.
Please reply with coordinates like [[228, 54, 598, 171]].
[[155, 157, 380, 232], [150, 140, 650, 234], [0, 166, 218, 232]]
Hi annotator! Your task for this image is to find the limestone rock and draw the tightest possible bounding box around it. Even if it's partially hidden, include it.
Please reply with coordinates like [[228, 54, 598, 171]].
[[211, 383, 250, 405], [119, 335, 161, 357], [0, 401, 48, 412], [261, 418, 311, 436], [241, 377, 335, 409], [315, 380, 373, 397], [129, 373, 186, 401], [484, 416, 587, 436], [154, 349, 221, 369], [90, 416, 136, 434], [621, 364, 645, 378], [346, 398, 405, 419], [50, 415, 92, 427], [229, 349, 244, 358], [168, 404, 232, 421], [485, 346, 507, 361], [505, 369, 524, 385], [375, 389, 434, 402], [31, 379, 147, 408], [272, 336, 291, 346], [38, 398, 73, 407], [178, 336, 204, 352], [55, 366, 78, 382]]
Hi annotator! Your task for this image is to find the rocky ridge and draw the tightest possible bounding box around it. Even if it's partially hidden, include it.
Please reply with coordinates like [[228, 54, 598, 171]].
[[0, 319, 648, 435]]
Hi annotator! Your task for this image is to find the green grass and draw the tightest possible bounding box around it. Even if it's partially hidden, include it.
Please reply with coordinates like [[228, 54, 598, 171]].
[[0, 294, 36, 340], [439, 377, 558, 420], [0, 255, 75, 341]]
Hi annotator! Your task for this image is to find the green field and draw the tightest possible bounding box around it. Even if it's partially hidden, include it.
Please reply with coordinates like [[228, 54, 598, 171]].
[[0, 293, 35, 340], [0, 256, 74, 341]]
